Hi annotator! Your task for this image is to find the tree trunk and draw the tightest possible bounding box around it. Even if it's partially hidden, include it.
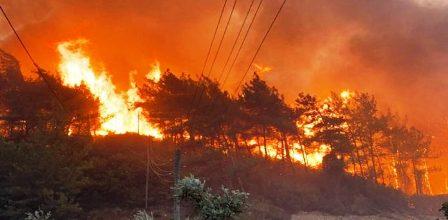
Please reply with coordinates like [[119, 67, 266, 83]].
[[282, 132, 291, 162], [368, 145, 378, 183], [361, 147, 373, 179], [355, 148, 365, 178], [411, 159, 422, 195], [233, 134, 239, 151], [262, 127, 268, 160], [350, 152, 357, 175], [145, 139, 150, 210], [297, 138, 308, 168]]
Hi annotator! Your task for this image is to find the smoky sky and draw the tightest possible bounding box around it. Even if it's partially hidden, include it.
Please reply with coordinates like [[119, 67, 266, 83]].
[[0, 0, 447, 135], [1, 0, 448, 193]]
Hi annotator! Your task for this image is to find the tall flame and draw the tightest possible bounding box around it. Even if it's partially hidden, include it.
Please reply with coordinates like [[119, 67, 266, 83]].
[[57, 40, 162, 138]]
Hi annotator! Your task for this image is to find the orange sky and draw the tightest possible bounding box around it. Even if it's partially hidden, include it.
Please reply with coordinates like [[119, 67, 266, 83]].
[[1, 0, 447, 194]]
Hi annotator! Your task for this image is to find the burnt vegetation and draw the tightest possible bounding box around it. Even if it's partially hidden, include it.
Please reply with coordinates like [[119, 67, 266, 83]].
[[0, 50, 444, 219]]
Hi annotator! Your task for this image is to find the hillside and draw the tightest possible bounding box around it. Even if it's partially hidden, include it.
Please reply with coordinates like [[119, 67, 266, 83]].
[[74, 135, 431, 219]]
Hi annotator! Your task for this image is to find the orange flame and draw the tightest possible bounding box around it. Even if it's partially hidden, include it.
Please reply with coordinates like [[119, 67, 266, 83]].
[[249, 139, 330, 168], [57, 40, 162, 138], [146, 61, 162, 83], [253, 63, 272, 74]]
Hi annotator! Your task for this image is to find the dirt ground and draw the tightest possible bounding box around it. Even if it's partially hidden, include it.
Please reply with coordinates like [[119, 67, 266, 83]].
[[291, 212, 442, 220]]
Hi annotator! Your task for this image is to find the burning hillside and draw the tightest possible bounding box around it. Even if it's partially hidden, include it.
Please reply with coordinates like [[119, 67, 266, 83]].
[[1, 1, 448, 218], [45, 39, 435, 196]]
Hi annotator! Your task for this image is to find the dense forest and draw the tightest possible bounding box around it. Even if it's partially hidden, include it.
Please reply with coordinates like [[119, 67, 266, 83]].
[[0, 49, 445, 219]]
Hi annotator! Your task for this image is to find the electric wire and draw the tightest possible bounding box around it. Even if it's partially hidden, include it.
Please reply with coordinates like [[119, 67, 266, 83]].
[[233, 0, 287, 96], [0, 6, 66, 111], [221, 0, 264, 88], [217, 0, 257, 84], [206, 0, 238, 77]]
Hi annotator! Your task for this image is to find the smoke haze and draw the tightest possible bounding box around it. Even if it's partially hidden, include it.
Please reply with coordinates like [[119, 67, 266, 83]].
[[1, 0, 447, 192]]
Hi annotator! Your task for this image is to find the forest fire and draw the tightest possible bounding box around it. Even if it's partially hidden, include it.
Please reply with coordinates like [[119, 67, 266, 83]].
[[2, 1, 448, 218], [252, 140, 330, 168], [57, 40, 162, 138]]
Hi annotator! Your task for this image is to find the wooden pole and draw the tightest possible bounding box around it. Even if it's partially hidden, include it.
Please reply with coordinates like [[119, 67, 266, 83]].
[[145, 139, 150, 210], [173, 148, 181, 220]]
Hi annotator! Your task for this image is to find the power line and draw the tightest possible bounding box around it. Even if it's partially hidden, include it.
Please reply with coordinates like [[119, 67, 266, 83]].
[[0, 6, 66, 111], [221, 0, 264, 89], [233, 0, 287, 96], [191, 0, 238, 112], [199, 0, 229, 76], [206, 0, 238, 77], [216, 0, 256, 84], [190, 0, 229, 112], [203, 0, 259, 112]]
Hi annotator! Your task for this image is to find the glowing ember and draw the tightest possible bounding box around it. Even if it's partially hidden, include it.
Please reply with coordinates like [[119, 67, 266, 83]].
[[340, 89, 353, 101], [253, 63, 272, 74], [57, 40, 162, 138]]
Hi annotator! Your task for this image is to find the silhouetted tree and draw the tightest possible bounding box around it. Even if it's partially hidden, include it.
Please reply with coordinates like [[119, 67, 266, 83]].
[[0, 50, 99, 140], [239, 73, 291, 160]]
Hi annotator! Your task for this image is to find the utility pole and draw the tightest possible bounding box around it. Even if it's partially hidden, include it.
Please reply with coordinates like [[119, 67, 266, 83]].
[[145, 138, 150, 210], [173, 148, 181, 220], [137, 111, 140, 135], [136, 110, 149, 211]]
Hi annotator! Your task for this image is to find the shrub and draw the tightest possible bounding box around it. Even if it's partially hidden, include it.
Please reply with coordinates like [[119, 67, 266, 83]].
[[24, 209, 51, 220], [174, 175, 249, 219], [0, 138, 88, 219], [132, 210, 154, 220], [441, 202, 448, 219]]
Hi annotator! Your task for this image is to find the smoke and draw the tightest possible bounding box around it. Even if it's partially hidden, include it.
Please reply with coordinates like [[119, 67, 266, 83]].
[[257, 0, 448, 133], [0, 0, 447, 152]]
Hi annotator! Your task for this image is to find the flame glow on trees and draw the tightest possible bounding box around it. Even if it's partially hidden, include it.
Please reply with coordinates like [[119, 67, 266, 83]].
[[57, 40, 162, 138], [252, 90, 354, 168], [56, 40, 355, 168]]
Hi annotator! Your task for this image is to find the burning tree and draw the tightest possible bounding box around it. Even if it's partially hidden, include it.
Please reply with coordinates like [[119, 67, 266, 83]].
[[239, 73, 295, 161], [0, 46, 436, 196], [0, 50, 100, 140]]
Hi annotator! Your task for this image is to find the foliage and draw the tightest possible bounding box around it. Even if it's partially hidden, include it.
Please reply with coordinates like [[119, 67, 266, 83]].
[[132, 210, 154, 220], [174, 175, 249, 219], [24, 209, 52, 220], [440, 202, 448, 219], [137, 67, 436, 195], [0, 49, 435, 218], [0, 49, 99, 140], [0, 137, 89, 219]]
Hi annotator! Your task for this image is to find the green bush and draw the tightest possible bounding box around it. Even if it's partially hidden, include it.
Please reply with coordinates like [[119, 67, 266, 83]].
[[0, 138, 89, 219], [132, 210, 154, 220], [174, 175, 249, 219]]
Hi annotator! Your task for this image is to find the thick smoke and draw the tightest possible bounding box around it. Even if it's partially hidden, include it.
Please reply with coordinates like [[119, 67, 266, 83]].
[[0, 0, 447, 190]]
